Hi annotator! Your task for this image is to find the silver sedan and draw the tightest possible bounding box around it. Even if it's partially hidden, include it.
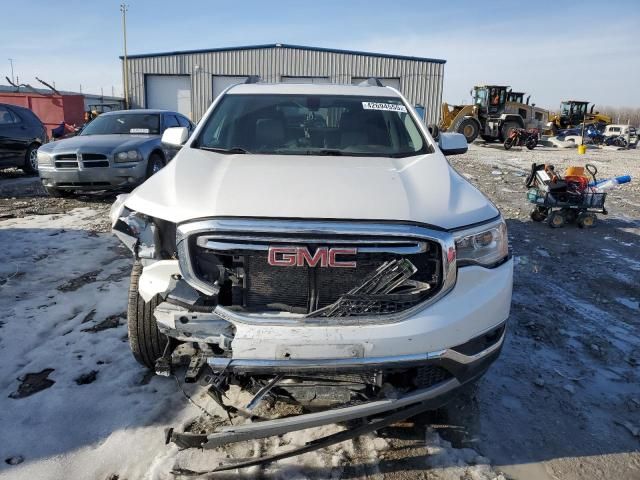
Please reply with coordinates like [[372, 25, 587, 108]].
[[36, 109, 193, 197]]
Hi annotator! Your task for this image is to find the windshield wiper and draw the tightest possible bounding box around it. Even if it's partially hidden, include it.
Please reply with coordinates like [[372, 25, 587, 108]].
[[199, 146, 251, 154], [313, 149, 344, 156]]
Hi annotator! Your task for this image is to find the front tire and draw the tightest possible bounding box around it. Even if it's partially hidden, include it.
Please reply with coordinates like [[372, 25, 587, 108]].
[[503, 137, 515, 150], [530, 207, 548, 222], [456, 118, 480, 143], [127, 261, 168, 369], [146, 153, 165, 179], [22, 143, 40, 174]]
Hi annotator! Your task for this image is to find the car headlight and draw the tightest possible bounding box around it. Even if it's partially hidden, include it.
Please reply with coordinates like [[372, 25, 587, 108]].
[[109, 194, 130, 227], [115, 150, 141, 162], [454, 217, 509, 268], [37, 150, 52, 166]]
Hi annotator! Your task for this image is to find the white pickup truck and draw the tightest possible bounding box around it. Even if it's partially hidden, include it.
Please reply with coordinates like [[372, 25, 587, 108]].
[[110, 81, 513, 450]]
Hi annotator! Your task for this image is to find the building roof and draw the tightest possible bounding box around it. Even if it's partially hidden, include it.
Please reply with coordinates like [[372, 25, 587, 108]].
[[119, 43, 446, 64], [0, 85, 123, 101], [227, 82, 400, 97]]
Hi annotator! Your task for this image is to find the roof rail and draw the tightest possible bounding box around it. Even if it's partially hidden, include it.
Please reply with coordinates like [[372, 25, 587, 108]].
[[245, 75, 261, 84], [358, 77, 384, 87]]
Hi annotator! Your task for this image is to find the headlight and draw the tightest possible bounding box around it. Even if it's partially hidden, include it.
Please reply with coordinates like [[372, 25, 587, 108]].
[[454, 218, 509, 268], [112, 207, 159, 258], [109, 194, 130, 227], [37, 151, 52, 166], [115, 150, 141, 162]]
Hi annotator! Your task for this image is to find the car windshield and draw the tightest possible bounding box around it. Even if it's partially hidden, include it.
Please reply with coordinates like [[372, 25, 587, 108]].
[[195, 94, 432, 157], [80, 113, 160, 135]]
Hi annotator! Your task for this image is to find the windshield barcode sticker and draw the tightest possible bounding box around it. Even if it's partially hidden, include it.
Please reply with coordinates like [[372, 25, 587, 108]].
[[362, 102, 407, 113], [130, 128, 149, 134]]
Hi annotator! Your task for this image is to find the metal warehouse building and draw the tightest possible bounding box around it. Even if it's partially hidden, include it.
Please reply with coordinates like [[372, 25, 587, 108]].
[[121, 43, 445, 123]]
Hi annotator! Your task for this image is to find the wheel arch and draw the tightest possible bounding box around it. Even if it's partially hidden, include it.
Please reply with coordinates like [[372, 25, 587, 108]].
[[149, 148, 166, 163]]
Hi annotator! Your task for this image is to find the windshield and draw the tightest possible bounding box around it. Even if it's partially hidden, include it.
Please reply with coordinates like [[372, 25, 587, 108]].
[[81, 113, 160, 135], [474, 88, 487, 106], [195, 94, 431, 157]]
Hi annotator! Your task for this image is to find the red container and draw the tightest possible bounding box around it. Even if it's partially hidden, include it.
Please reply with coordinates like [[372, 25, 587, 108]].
[[565, 175, 589, 192], [0, 92, 85, 137]]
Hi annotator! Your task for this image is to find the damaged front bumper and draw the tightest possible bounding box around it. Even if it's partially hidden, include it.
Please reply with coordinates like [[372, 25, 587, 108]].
[[166, 328, 504, 453]]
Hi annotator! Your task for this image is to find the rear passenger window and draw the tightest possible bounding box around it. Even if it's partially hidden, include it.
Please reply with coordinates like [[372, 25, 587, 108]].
[[0, 106, 19, 125]]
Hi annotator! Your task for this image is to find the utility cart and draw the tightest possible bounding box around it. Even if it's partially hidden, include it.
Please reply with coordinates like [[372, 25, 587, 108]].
[[526, 163, 607, 228], [527, 188, 607, 228]]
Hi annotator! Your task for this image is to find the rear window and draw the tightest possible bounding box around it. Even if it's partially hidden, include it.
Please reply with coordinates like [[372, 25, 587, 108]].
[[195, 94, 432, 157]]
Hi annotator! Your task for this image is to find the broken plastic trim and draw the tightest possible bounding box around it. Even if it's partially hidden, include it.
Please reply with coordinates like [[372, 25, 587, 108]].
[[112, 209, 159, 259], [307, 258, 431, 317]]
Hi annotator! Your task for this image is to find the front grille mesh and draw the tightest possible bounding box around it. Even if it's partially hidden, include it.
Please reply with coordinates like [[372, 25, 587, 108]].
[[245, 254, 310, 312]]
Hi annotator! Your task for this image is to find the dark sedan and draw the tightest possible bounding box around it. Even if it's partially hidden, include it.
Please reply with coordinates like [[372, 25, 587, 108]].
[[0, 103, 47, 173], [37, 109, 194, 197]]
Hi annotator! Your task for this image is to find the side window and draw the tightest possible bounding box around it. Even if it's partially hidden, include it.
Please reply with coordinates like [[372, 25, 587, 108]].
[[163, 114, 180, 130], [0, 106, 19, 125], [403, 113, 424, 150], [177, 115, 192, 131]]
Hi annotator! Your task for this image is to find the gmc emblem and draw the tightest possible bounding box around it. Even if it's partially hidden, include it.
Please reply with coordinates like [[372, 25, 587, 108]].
[[267, 246, 357, 268]]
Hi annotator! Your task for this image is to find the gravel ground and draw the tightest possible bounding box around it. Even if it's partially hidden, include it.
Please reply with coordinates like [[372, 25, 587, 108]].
[[0, 143, 638, 479]]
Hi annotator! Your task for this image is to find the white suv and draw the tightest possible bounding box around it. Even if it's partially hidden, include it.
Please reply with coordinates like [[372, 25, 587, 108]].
[[111, 81, 513, 448]]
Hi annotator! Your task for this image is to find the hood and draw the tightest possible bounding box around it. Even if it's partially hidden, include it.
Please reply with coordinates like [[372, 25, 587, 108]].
[[124, 148, 499, 230], [39, 134, 157, 154]]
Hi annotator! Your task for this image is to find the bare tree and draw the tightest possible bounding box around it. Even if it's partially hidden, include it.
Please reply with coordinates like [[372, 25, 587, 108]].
[[597, 106, 640, 126]]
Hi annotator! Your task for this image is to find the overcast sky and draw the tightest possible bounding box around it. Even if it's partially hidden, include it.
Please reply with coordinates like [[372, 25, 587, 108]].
[[2, 0, 638, 109]]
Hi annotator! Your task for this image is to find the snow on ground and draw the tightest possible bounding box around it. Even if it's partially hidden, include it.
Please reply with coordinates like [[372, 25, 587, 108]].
[[1, 143, 640, 479], [0, 206, 504, 479]]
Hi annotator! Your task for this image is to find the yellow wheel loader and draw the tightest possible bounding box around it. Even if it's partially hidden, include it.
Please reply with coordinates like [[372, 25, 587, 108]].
[[548, 101, 611, 133], [440, 85, 549, 143]]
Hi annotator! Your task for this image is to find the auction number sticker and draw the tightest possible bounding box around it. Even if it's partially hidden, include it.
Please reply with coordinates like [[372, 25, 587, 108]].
[[362, 102, 407, 113], [130, 128, 150, 134]]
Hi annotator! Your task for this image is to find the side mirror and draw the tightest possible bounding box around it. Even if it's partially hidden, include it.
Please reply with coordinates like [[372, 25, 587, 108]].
[[439, 132, 468, 156], [161, 127, 189, 148]]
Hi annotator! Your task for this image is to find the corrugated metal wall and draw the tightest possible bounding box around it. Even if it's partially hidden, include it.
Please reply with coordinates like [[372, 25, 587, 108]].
[[124, 46, 444, 124]]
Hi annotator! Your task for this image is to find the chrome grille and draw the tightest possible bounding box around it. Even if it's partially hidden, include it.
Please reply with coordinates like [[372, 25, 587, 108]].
[[54, 153, 109, 169], [177, 220, 457, 320], [81, 153, 109, 168], [54, 154, 78, 169]]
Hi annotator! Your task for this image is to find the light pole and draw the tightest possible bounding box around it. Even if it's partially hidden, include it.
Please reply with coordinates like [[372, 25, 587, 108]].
[[120, 4, 129, 109], [8, 58, 14, 84]]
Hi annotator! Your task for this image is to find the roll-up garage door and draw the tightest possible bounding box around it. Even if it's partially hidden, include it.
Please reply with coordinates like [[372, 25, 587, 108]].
[[351, 77, 401, 90], [280, 77, 330, 84], [212, 76, 249, 102], [146, 75, 192, 118]]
